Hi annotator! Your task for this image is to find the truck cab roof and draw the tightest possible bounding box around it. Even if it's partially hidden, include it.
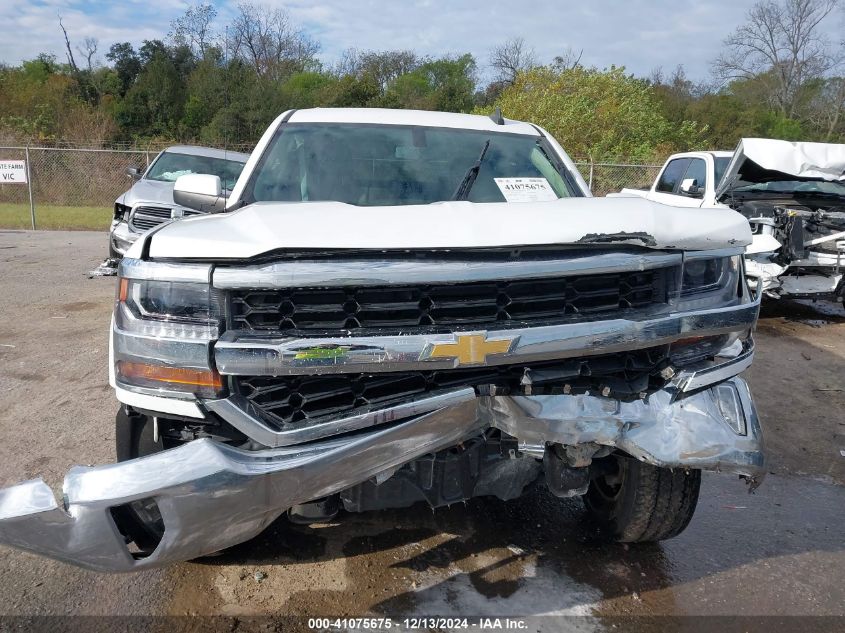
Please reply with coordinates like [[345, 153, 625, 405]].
[[285, 107, 541, 136], [657, 150, 733, 161]]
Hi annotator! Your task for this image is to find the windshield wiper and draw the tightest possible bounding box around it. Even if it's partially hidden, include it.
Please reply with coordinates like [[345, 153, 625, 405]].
[[452, 140, 490, 201]]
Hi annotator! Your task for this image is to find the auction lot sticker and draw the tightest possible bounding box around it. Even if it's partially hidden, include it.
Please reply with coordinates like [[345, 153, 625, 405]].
[[0, 160, 27, 183], [494, 177, 557, 202]]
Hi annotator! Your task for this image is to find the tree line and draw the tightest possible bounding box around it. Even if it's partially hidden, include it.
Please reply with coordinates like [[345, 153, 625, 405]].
[[0, 0, 843, 161]]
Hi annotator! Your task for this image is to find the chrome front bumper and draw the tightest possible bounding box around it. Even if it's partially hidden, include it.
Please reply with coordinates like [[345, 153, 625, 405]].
[[0, 376, 763, 572], [0, 401, 483, 572], [109, 220, 138, 257]]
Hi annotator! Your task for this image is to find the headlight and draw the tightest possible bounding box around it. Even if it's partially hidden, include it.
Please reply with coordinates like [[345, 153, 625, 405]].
[[121, 278, 221, 326], [114, 203, 131, 221], [682, 258, 730, 295], [678, 255, 742, 309], [113, 261, 224, 398]]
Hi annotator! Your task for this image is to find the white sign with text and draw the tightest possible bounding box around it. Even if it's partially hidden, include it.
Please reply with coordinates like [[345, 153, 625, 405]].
[[494, 177, 557, 203], [0, 160, 27, 184]]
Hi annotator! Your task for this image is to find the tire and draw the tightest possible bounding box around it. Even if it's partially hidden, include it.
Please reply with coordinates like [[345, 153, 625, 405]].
[[114, 408, 234, 559], [584, 455, 701, 543], [114, 407, 166, 555]]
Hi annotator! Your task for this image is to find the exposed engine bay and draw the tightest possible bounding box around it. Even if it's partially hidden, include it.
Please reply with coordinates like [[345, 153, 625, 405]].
[[738, 196, 845, 262], [727, 194, 845, 300], [715, 138, 845, 303]]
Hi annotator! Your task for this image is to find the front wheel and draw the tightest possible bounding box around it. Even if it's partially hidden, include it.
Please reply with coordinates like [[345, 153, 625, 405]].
[[113, 407, 166, 555], [584, 455, 701, 542]]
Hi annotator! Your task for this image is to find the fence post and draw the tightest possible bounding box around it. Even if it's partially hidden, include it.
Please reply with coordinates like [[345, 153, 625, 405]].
[[588, 158, 595, 192], [25, 145, 36, 230]]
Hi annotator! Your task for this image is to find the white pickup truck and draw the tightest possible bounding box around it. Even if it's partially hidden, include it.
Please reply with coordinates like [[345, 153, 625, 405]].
[[0, 108, 763, 571], [618, 150, 734, 208], [615, 140, 845, 303]]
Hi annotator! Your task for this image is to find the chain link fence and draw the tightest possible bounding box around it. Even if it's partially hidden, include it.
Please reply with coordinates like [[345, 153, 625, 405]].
[[0, 147, 158, 230], [574, 161, 663, 197], [2, 147, 156, 206], [0, 146, 662, 230]]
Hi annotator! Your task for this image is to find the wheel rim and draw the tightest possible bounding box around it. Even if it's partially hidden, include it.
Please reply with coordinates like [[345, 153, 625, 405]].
[[591, 455, 626, 502]]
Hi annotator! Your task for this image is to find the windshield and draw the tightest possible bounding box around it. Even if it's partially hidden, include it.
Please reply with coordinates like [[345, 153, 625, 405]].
[[246, 123, 582, 206], [732, 179, 845, 196], [146, 152, 246, 190]]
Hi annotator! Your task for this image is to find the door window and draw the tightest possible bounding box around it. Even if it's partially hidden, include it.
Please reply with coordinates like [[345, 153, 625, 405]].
[[656, 158, 690, 193], [681, 158, 707, 193]]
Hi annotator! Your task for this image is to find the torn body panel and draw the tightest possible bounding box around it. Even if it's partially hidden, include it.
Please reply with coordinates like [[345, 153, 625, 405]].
[[716, 138, 845, 197], [485, 377, 763, 483]]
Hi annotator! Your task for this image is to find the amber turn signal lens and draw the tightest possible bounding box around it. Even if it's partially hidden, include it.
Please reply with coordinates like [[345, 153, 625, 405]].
[[117, 361, 223, 389], [118, 278, 129, 302]]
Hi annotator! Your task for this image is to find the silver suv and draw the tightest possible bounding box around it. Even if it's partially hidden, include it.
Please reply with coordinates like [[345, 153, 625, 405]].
[[109, 145, 249, 257]]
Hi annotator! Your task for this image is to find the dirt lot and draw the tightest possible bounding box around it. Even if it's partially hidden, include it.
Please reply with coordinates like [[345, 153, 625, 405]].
[[0, 230, 843, 629]]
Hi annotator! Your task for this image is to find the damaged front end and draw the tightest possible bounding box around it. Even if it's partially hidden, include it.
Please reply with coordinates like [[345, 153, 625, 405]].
[[0, 247, 764, 571], [0, 376, 761, 572]]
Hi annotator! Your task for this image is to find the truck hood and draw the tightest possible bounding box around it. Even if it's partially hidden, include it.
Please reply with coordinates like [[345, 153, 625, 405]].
[[146, 197, 751, 260], [716, 138, 845, 201], [118, 178, 175, 207]]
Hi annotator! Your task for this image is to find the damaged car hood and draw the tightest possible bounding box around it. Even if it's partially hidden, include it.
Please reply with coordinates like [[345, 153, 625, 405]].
[[118, 178, 178, 206], [716, 138, 845, 201], [145, 197, 751, 259]]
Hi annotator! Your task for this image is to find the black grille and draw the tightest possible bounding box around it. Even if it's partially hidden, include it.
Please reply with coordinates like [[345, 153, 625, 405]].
[[229, 269, 668, 333], [130, 206, 172, 231], [235, 347, 671, 430], [130, 205, 204, 232]]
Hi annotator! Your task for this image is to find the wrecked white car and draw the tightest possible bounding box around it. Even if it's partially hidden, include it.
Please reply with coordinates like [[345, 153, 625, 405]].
[[615, 150, 733, 209], [0, 108, 763, 572], [614, 139, 845, 303], [717, 139, 845, 302]]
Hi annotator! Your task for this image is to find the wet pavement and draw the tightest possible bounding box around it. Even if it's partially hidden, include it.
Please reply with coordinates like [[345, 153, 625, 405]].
[[0, 230, 843, 631], [194, 471, 845, 619]]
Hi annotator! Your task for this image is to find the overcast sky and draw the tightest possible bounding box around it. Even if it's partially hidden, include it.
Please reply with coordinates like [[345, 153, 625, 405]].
[[1, 1, 842, 82]]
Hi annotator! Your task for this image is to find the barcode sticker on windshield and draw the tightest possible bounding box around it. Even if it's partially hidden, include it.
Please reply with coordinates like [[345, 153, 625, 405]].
[[494, 177, 557, 202]]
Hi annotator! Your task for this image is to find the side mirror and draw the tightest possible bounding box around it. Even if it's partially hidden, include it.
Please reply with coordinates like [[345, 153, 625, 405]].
[[126, 166, 142, 181], [173, 174, 227, 213], [679, 178, 703, 198]]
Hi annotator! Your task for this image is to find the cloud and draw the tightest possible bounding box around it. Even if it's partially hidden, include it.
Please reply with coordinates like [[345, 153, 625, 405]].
[[277, 0, 753, 78], [1, 0, 841, 82], [0, 0, 188, 65]]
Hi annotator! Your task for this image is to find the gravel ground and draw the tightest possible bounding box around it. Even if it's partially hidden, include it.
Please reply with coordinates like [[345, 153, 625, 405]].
[[0, 230, 843, 630]]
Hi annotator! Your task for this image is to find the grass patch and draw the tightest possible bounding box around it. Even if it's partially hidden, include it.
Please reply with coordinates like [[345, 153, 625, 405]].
[[0, 203, 111, 231]]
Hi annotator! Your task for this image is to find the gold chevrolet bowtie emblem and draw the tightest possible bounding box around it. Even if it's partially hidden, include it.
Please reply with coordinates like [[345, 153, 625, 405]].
[[427, 333, 516, 366]]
